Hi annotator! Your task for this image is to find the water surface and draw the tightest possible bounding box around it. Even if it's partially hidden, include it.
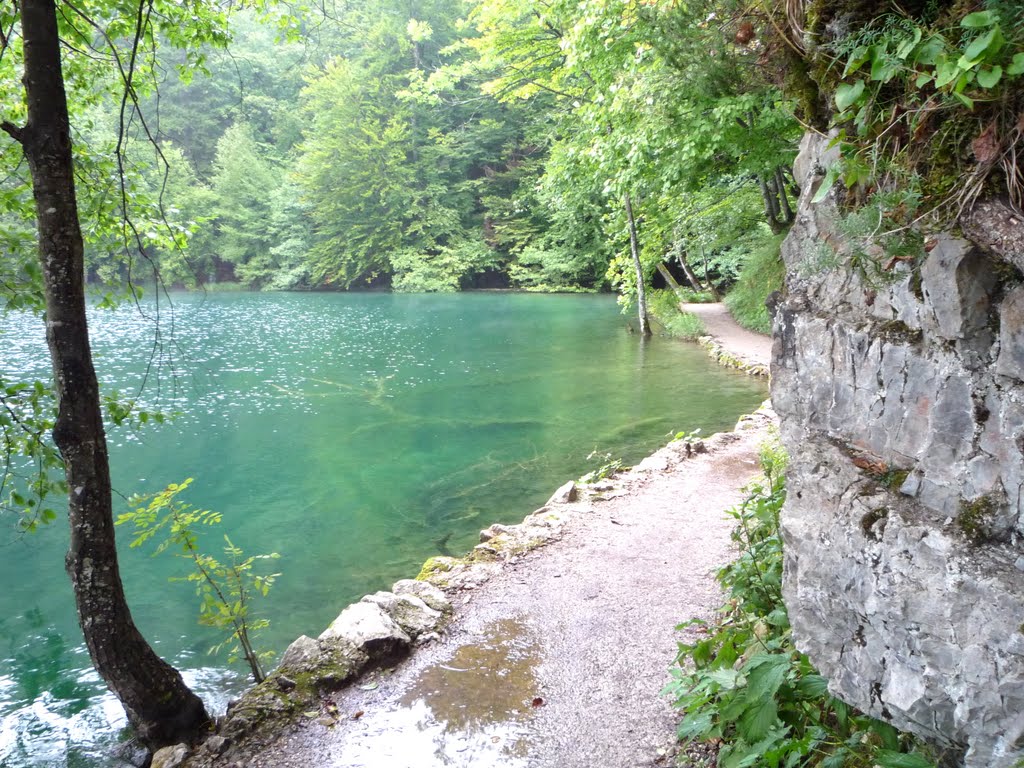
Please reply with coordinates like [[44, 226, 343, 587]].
[[0, 292, 765, 765]]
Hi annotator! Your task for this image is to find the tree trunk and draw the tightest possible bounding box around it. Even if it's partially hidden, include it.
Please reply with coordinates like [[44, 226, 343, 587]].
[[699, 243, 721, 300], [758, 174, 785, 234], [775, 166, 794, 224], [623, 193, 650, 337], [670, 229, 706, 293], [655, 262, 685, 300], [9, 0, 210, 750]]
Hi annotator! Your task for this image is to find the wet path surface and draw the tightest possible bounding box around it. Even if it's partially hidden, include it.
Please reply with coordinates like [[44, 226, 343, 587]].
[[244, 414, 772, 767]]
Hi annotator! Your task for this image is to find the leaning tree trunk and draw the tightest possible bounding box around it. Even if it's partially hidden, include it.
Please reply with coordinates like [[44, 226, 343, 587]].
[[4, 0, 210, 750], [623, 193, 651, 337]]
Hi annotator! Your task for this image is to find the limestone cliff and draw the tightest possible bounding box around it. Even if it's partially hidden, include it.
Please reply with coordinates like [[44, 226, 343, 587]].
[[772, 132, 1024, 766]]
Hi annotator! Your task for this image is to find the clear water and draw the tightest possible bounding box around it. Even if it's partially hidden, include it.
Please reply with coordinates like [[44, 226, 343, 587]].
[[0, 291, 766, 766]]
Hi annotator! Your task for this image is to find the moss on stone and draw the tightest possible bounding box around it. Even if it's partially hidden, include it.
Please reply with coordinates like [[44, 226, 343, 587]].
[[416, 556, 462, 584], [957, 495, 999, 544], [879, 468, 910, 491], [876, 320, 923, 345]]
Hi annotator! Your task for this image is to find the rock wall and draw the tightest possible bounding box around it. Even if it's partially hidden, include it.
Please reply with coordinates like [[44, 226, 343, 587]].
[[772, 132, 1024, 767]]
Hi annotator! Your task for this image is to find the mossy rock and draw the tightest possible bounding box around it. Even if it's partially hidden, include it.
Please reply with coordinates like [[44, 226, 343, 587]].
[[416, 556, 463, 584], [957, 495, 1000, 545]]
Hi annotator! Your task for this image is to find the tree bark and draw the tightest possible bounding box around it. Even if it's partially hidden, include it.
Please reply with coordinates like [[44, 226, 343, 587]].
[[775, 166, 794, 224], [623, 192, 650, 337], [13, 0, 209, 750], [670, 229, 705, 293], [758, 174, 785, 234]]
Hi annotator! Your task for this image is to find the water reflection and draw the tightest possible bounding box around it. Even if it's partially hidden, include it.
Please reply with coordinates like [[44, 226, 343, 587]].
[[334, 618, 540, 767]]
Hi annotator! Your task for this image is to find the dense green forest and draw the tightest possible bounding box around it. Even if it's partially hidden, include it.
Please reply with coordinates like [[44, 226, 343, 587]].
[[1, 0, 798, 308]]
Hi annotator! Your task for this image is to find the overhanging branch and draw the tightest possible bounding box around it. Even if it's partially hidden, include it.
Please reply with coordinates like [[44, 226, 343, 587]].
[[1, 120, 23, 143]]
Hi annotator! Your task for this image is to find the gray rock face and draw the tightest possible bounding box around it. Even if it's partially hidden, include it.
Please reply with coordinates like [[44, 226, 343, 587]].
[[774, 132, 1024, 767]]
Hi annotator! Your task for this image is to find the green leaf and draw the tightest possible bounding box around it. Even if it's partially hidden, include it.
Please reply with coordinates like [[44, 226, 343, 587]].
[[934, 56, 960, 87], [914, 71, 933, 88], [678, 710, 714, 741], [844, 46, 870, 75], [870, 54, 898, 83], [952, 90, 974, 109], [874, 750, 937, 768], [895, 28, 922, 60], [872, 720, 901, 750], [738, 696, 779, 742], [1007, 52, 1024, 76], [744, 654, 789, 700], [976, 65, 1002, 89], [794, 673, 830, 699], [961, 28, 1003, 67], [912, 36, 944, 66], [835, 80, 865, 112], [960, 10, 998, 28], [708, 668, 743, 690]]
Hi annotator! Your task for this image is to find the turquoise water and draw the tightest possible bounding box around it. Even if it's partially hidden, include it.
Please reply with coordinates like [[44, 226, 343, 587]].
[[0, 292, 766, 765]]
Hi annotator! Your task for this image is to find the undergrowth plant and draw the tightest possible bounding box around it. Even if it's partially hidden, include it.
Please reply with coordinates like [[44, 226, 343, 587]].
[[722, 233, 786, 335], [580, 451, 625, 483], [648, 289, 705, 340], [664, 440, 938, 768], [117, 479, 280, 683], [818, 3, 1024, 219]]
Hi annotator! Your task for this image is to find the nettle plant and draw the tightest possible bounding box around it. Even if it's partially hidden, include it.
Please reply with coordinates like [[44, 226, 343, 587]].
[[816, 6, 1024, 219], [664, 440, 941, 768]]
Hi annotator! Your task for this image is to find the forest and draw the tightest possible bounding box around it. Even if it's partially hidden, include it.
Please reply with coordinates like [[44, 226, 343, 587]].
[[1, 0, 798, 323], [3, 0, 1024, 765]]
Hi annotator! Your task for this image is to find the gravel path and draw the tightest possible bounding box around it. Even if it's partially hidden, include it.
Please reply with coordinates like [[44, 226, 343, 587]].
[[681, 303, 772, 369], [235, 410, 775, 768]]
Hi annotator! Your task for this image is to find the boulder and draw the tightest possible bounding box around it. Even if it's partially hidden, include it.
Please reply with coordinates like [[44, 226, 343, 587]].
[[361, 591, 443, 638], [393, 578, 452, 613], [479, 523, 514, 542], [151, 744, 189, 768], [319, 601, 410, 659], [546, 480, 577, 504], [278, 635, 319, 670]]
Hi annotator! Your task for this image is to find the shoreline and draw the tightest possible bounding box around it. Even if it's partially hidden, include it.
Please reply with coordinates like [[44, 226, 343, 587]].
[[171, 399, 776, 768], [161, 309, 775, 768]]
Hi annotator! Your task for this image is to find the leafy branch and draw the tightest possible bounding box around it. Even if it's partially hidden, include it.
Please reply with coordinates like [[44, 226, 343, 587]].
[[116, 478, 280, 683]]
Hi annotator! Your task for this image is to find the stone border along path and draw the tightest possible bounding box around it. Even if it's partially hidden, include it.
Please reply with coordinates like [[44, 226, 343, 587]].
[[169, 310, 775, 768], [681, 302, 773, 377]]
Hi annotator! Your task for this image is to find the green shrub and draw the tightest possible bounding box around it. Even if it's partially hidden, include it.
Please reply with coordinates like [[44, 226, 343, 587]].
[[664, 442, 939, 768], [648, 289, 705, 340], [723, 234, 785, 335], [678, 288, 717, 304]]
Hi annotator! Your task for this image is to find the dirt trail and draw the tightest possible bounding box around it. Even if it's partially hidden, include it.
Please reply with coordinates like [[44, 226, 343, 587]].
[[682, 303, 773, 369], [238, 408, 775, 768]]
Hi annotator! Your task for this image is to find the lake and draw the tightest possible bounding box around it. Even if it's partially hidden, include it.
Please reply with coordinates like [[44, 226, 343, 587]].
[[0, 292, 766, 766]]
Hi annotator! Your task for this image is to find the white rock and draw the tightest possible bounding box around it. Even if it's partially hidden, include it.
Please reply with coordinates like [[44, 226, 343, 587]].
[[319, 602, 410, 656]]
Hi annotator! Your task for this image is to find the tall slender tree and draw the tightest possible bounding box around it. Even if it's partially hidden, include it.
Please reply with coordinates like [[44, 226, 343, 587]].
[[0, 0, 238, 750]]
